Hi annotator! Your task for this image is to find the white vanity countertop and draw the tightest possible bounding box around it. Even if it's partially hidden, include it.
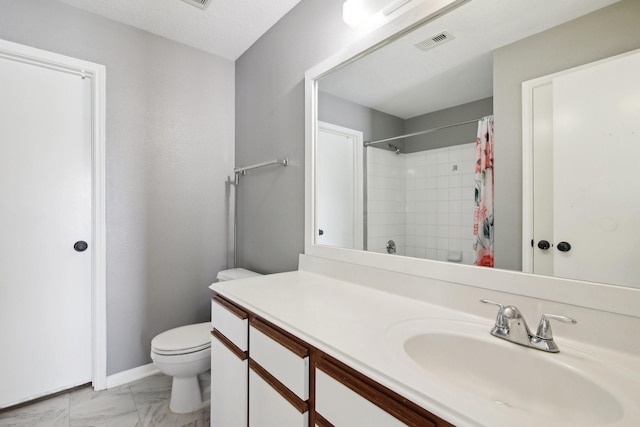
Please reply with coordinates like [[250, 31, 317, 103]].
[[210, 270, 640, 427]]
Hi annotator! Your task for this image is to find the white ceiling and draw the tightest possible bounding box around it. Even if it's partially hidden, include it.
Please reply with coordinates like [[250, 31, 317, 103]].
[[55, 0, 303, 60], [319, 0, 621, 119]]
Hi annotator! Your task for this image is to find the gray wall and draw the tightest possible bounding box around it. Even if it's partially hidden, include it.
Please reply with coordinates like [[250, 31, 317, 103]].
[[318, 91, 405, 149], [493, 0, 640, 271], [404, 97, 492, 153], [235, 0, 358, 273], [0, 0, 234, 375]]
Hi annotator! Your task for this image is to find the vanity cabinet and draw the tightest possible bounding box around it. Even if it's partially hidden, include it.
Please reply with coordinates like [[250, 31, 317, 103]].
[[210, 295, 249, 427], [211, 294, 452, 427]]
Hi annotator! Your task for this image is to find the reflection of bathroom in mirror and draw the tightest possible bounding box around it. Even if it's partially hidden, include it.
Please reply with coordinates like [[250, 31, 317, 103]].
[[313, 0, 640, 287]]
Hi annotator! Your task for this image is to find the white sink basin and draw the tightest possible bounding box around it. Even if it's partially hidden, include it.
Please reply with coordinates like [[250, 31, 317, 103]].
[[385, 318, 639, 426]]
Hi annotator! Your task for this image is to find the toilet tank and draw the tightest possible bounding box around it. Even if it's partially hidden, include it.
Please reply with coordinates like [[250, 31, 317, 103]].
[[216, 268, 262, 282]]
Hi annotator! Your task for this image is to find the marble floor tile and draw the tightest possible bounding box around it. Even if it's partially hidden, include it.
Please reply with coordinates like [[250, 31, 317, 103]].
[[134, 373, 211, 427], [130, 374, 172, 407], [69, 385, 139, 427], [0, 373, 210, 427], [137, 400, 208, 427], [0, 394, 70, 427]]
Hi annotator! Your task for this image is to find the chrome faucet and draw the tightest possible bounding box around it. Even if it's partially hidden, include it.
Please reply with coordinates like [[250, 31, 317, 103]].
[[480, 299, 576, 353]]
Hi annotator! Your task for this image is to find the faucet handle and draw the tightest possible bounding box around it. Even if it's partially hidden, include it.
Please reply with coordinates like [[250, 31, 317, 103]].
[[480, 299, 503, 309], [480, 299, 508, 328], [536, 314, 577, 340]]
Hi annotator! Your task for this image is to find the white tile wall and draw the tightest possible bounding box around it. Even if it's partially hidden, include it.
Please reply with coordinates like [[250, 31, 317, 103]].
[[367, 143, 476, 264], [366, 148, 405, 255]]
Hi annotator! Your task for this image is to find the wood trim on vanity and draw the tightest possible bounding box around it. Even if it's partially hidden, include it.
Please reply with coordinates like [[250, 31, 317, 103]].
[[309, 348, 318, 427], [211, 328, 248, 361], [249, 358, 309, 414], [250, 316, 310, 358], [314, 412, 335, 427], [316, 353, 454, 427], [212, 294, 248, 319]]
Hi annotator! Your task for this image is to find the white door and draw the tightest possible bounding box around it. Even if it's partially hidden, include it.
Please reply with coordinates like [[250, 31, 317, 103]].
[[552, 50, 640, 287], [528, 50, 640, 287], [316, 122, 363, 249], [530, 83, 555, 277], [0, 54, 92, 407]]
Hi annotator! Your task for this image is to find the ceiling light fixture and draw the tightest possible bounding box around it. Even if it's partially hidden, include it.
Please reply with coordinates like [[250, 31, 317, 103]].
[[343, 0, 413, 28]]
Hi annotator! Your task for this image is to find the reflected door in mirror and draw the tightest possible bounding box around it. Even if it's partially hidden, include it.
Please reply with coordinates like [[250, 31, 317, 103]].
[[530, 50, 640, 287], [316, 122, 364, 249]]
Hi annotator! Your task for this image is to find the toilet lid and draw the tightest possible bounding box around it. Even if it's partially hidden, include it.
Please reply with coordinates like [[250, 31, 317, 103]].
[[151, 322, 211, 355], [216, 268, 262, 281]]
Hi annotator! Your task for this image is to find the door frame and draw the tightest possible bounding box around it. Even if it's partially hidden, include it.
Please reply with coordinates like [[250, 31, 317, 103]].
[[521, 48, 640, 274], [0, 39, 107, 390]]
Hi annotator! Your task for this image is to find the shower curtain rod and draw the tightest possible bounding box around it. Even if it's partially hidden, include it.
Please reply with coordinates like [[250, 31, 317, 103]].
[[234, 158, 288, 175], [363, 118, 479, 146]]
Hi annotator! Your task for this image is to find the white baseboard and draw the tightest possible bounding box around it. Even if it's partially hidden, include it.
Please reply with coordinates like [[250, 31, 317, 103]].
[[106, 363, 160, 389]]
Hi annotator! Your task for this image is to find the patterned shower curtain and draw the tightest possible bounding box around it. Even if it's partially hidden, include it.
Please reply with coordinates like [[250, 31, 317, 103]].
[[474, 116, 494, 267]]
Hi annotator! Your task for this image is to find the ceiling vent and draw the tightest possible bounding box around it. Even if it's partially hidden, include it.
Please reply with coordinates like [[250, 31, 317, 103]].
[[415, 31, 455, 51], [181, 0, 211, 10]]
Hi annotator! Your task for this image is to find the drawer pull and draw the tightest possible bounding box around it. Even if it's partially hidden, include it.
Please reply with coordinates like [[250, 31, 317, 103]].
[[212, 329, 248, 361], [250, 358, 308, 414], [251, 317, 309, 358], [213, 295, 248, 320]]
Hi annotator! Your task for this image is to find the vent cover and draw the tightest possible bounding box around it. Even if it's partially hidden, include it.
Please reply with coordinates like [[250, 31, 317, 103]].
[[181, 0, 211, 10], [415, 31, 455, 51]]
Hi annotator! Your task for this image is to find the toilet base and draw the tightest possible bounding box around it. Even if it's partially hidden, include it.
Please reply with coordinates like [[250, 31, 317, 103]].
[[169, 375, 203, 414]]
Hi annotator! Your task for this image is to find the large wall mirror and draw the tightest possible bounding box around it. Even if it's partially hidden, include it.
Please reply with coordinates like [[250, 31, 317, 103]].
[[306, 0, 640, 293]]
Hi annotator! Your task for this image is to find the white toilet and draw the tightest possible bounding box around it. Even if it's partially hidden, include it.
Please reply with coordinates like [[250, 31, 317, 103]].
[[150, 268, 262, 413]]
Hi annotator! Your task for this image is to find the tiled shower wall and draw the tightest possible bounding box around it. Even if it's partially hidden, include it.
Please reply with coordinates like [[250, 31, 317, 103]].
[[367, 143, 477, 265], [367, 148, 407, 256]]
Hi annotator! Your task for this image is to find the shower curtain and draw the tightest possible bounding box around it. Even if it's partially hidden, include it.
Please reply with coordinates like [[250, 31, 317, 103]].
[[474, 116, 494, 267]]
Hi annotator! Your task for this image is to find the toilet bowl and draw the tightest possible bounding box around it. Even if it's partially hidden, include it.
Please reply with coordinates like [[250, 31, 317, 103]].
[[151, 322, 212, 413], [150, 268, 262, 413]]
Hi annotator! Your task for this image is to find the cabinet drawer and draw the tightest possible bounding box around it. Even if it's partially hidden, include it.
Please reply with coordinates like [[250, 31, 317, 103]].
[[316, 354, 445, 427], [249, 318, 310, 400], [316, 369, 411, 427], [249, 368, 309, 427], [211, 295, 248, 351]]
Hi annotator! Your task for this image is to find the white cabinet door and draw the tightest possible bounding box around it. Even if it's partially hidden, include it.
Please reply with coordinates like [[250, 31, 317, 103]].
[[249, 369, 308, 427], [210, 336, 247, 427], [211, 296, 249, 427]]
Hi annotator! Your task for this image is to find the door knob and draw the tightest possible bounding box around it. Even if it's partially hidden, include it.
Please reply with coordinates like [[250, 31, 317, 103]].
[[318, 229, 324, 236], [557, 241, 571, 252], [537, 240, 551, 250], [74, 241, 88, 252]]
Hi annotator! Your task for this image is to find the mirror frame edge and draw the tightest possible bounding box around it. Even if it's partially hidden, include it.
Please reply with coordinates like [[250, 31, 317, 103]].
[[303, 0, 640, 318]]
